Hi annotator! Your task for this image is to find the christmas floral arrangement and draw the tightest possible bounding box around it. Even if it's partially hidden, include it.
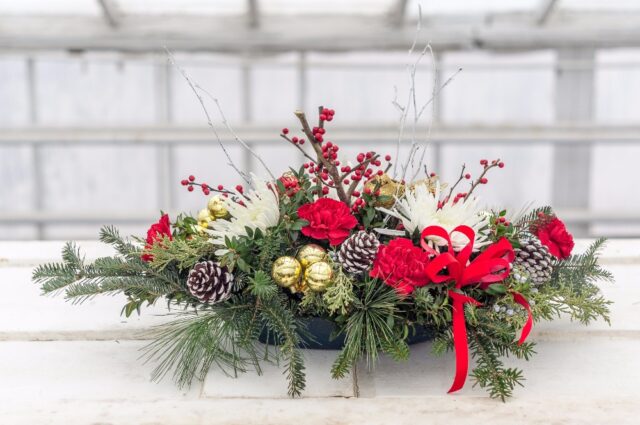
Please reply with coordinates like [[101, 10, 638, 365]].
[[33, 106, 612, 401]]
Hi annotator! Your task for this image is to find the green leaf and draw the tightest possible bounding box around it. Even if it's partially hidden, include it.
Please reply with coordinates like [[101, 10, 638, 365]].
[[236, 257, 251, 273], [486, 284, 507, 295], [289, 219, 309, 231]]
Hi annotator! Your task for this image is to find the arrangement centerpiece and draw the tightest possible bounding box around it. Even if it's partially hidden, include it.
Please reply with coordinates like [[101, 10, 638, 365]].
[[32, 61, 612, 401]]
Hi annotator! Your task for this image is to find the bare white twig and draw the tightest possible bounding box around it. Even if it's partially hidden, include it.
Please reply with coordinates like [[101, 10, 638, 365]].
[[165, 49, 250, 184], [416, 66, 463, 121], [410, 44, 437, 182], [196, 85, 276, 182], [392, 5, 423, 179]]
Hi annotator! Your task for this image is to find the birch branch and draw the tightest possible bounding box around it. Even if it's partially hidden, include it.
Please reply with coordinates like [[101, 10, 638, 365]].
[[196, 86, 276, 182], [166, 51, 249, 184]]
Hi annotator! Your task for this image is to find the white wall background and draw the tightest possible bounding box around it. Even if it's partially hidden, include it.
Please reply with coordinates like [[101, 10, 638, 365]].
[[1, 48, 640, 239]]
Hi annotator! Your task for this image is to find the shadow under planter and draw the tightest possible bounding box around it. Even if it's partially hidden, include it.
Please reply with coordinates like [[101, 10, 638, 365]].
[[258, 316, 434, 350]]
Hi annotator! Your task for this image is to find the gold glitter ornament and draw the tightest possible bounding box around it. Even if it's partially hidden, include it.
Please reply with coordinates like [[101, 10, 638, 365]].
[[296, 244, 328, 269], [207, 196, 229, 219], [304, 261, 333, 292], [271, 256, 302, 288], [197, 208, 214, 228], [364, 173, 405, 208]]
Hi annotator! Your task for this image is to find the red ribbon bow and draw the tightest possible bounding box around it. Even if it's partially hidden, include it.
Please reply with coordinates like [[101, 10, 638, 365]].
[[420, 225, 532, 393]]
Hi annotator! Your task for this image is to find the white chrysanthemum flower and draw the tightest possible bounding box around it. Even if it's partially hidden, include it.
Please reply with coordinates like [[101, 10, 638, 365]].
[[206, 174, 279, 255], [379, 183, 489, 251]]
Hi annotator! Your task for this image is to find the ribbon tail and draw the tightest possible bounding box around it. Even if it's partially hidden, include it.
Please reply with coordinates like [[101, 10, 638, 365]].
[[511, 291, 533, 345], [447, 291, 481, 394]]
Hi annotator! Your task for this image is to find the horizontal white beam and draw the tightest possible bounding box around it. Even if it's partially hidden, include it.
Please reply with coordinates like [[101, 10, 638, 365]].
[[1, 12, 640, 52], [1, 125, 640, 145]]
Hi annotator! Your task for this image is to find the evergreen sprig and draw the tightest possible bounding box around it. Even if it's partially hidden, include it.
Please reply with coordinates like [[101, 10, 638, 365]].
[[331, 278, 402, 379]]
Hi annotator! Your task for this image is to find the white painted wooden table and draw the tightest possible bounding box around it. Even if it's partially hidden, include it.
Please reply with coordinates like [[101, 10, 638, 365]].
[[1, 240, 639, 425]]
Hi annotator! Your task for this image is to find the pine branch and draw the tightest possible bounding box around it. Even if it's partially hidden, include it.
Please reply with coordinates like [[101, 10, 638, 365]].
[[258, 296, 307, 397], [331, 279, 400, 379], [469, 327, 526, 402], [142, 307, 260, 388]]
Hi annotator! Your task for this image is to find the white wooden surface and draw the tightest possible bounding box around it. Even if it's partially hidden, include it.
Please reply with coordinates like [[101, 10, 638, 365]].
[[0, 239, 639, 424]]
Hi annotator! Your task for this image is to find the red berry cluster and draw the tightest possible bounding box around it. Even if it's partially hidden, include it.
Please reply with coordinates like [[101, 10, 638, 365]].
[[495, 216, 511, 227], [439, 158, 506, 207], [281, 107, 394, 208], [319, 107, 335, 123], [180, 174, 236, 198]]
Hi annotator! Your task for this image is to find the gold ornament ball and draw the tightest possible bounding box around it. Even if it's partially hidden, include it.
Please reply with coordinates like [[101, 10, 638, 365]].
[[296, 244, 328, 269], [272, 256, 302, 288], [197, 208, 214, 228], [304, 261, 334, 292], [364, 173, 405, 208], [207, 196, 229, 219]]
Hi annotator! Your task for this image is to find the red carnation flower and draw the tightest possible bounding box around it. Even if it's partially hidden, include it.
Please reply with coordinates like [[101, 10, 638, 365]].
[[297, 198, 358, 245], [370, 238, 431, 295], [534, 216, 574, 260], [141, 214, 173, 262]]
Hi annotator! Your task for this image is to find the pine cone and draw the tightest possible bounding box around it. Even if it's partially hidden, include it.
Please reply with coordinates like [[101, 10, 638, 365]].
[[514, 238, 555, 285], [187, 261, 234, 304], [337, 231, 380, 274]]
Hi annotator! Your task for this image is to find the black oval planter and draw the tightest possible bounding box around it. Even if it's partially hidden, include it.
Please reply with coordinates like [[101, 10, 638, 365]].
[[258, 316, 434, 350]]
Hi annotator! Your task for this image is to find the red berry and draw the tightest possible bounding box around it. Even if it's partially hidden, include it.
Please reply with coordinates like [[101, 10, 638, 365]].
[[464, 174, 471, 179], [352, 191, 360, 197], [385, 155, 391, 161], [480, 159, 488, 165], [326, 116, 333, 122], [282, 128, 289, 135], [203, 189, 210, 195], [318, 128, 326, 135], [181, 179, 188, 186], [315, 134, 324, 142], [480, 178, 488, 184], [319, 114, 327, 121], [377, 170, 384, 176], [364, 187, 372, 195], [236, 185, 243, 193], [188, 175, 195, 182], [365, 152, 373, 159], [299, 139, 305, 145], [343, 179, 349, 185], [217, 184, 224, 190], [187, 186, 194, 192], [430, 172, 436, 177], [292, 136, 299, 143], [322, 186, 329, 195], [322, 108, 330, 115], [357, 153, 365, 162], [498, 162, 505, 168]]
